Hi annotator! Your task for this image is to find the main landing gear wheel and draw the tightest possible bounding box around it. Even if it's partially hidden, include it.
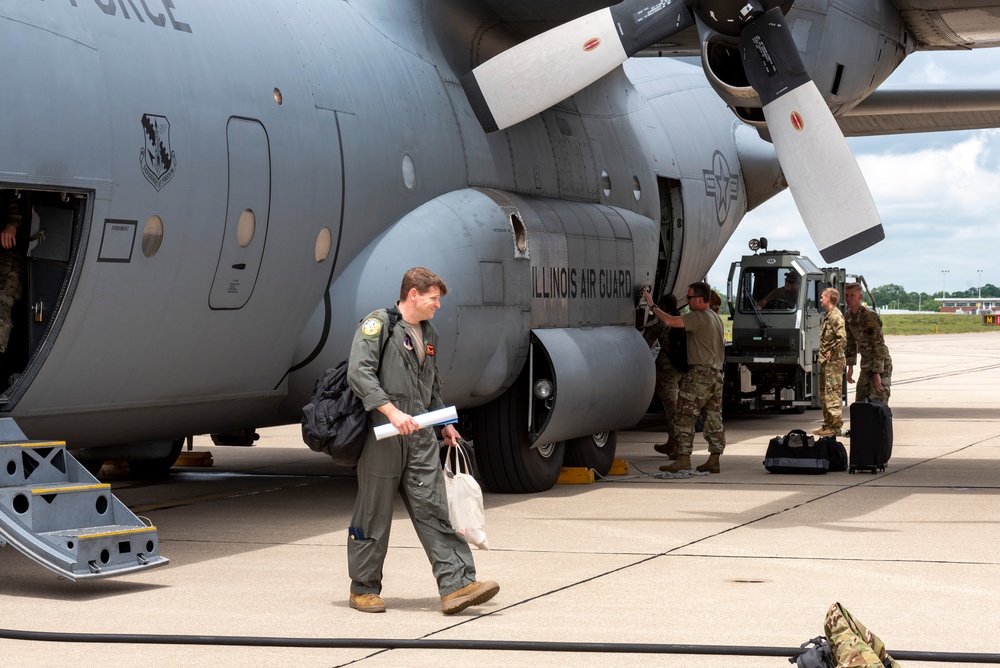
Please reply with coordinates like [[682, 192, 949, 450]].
[[127, 439, 185, 479], [563, 431, 617, 477], [470, 378, 564, 494]]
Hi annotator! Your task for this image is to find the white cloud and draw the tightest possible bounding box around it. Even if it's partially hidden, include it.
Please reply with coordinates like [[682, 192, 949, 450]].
[[708, 50, 1000, 297]]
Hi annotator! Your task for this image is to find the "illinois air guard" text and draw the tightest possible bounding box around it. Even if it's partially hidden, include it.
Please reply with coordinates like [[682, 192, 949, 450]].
[[532, 266, 633, 299]]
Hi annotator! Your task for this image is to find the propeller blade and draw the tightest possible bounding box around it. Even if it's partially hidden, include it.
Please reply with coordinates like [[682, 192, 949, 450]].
[[462, 0, 694, 133], [740, 8, 883, 263]]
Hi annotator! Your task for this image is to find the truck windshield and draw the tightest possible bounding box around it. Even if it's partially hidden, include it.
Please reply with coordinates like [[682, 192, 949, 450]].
[[739, 267, 800, 312]]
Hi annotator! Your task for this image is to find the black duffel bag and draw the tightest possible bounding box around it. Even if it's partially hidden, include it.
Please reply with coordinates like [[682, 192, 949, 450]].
[[764, 429, 842, 474]]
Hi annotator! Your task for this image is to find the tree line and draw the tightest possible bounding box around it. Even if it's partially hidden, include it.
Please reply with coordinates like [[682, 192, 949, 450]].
[[868, 283, 1000, 311], [709, 283, 1000, 314]]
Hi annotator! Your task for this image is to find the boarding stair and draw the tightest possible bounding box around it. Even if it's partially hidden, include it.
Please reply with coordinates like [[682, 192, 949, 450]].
[[0, 419, 168, 580]]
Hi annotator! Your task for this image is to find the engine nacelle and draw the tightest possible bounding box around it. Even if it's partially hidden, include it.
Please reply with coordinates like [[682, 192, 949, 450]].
[[700, 38, 764, 126], [285, 187, 658, 415], [697, 0, 912, 127]]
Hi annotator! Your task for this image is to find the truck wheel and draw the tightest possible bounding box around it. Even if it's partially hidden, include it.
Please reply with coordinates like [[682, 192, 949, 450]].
[[563, 432, 617, 476], [471, 378, 564, 494]]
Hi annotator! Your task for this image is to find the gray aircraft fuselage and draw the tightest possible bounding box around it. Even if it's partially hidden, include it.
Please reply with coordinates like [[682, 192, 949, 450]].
[[0, 0, 907, 464]]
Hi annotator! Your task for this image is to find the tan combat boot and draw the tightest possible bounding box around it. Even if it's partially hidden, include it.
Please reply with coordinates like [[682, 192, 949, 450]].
[[349, 592, 386, 613], [441, 580, 500, 615], [653, 442, 679, 459], [659, 454, 691, 473], [696, 453, 721, 473]]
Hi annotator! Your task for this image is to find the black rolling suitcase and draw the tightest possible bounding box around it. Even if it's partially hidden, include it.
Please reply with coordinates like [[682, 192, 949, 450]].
[[849, 400, 892, 473]]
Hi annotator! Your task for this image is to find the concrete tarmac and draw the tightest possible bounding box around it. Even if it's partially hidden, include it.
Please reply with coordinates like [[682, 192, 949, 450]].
[[2, 332, 999, 667]]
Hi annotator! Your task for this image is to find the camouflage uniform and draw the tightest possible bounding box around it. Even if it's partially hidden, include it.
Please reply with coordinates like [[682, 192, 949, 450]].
[[672, 309, 726, 457], [346, 308, 476, 598], [0, 192, 26, 354], [845, 305, 892, 403], [818, 305, 846, 432], [648, 320, 685, 445], [824, 602, 901, 668]]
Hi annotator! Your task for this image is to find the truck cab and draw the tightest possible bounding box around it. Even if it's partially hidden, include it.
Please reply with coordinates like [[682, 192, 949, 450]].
[[725, 238, 848, 413]]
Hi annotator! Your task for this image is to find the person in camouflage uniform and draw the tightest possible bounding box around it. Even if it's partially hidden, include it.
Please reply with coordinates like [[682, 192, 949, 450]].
[[814, 287, 846, 436], [844, 282, 892, 404], [642, 282, 726, 474], [0, 190, 27, 354], [345, 267, 498, 616], [644, 293, 686, 457]]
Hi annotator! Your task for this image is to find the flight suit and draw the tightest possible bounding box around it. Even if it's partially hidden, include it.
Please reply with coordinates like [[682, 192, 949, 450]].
[[346, 308, 475, 598], [818, 305, 846, 432], [845, 305, 892, 403]]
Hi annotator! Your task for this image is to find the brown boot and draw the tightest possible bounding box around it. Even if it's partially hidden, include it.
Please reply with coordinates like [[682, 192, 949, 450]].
[[349, 592, 386, 613], [696, 453, 721, 473], [441, 580, 500, 615], [659, 454, 691, 472], [653, 442, 671, 455]]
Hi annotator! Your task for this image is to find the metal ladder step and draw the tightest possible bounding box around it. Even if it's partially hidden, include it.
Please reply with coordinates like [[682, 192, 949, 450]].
[[0, 418, 169, 580]]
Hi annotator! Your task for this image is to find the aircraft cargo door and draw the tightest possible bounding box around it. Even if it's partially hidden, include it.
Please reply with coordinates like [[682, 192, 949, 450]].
[[210, 117, 271, 309]]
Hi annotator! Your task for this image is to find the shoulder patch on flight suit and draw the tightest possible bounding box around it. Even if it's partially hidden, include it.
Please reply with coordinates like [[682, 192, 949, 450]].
[[361, 317, 382, 338]]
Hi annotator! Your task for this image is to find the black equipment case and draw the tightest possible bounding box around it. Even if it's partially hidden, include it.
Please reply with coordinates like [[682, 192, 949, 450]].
[[764, 430, 837, 474], [849, 400, 893, 473]]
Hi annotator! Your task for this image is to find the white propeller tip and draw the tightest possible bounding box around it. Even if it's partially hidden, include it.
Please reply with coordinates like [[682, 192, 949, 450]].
[[818, 225, 885, 263]]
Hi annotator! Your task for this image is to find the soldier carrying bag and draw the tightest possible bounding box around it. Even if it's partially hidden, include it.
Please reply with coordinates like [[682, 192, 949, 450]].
[[301, 307, 400, 466]]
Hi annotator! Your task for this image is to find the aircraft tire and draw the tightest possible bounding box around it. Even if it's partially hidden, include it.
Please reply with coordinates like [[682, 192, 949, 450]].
[[471, 377, 564, 494], [562, 431, 617, 477], [127, 439, 184, 479]]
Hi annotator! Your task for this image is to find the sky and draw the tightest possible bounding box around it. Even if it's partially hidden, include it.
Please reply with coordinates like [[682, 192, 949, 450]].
[[705, 49, 1000, 298]]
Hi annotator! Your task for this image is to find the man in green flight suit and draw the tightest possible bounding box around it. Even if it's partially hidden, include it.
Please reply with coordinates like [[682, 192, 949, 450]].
[[346, 267, 499, 615]]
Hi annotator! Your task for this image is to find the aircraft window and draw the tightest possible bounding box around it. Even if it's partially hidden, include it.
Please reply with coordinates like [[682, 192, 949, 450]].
[[141, 215, 163, 257], [237, 209, 256, 248], [315, 227, 332, 263], [402, 154, 416, 190], [273, 88, 283, 106], [632, 175, 641, 201], [739, 267, 799, 311], [601, 171, 611, 197]]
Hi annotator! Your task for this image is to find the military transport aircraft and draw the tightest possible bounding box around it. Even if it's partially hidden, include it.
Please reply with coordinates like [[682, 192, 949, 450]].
[[2, 0, 1000, 495]]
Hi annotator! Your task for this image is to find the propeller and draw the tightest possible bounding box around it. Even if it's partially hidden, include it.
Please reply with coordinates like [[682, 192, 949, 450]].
[[461, 0, 884, 262], [461, 0, 694, 133]]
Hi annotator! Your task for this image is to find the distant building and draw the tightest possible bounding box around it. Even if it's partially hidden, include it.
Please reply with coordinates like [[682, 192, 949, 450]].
[[935, 297, 1000, 314]]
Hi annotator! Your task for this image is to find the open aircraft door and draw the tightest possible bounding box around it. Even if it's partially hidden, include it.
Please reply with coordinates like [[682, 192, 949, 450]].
[[210, 117, 271, 309]]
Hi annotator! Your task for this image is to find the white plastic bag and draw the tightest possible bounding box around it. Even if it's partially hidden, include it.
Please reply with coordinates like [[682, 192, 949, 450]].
[[443, 442, 489, 550]]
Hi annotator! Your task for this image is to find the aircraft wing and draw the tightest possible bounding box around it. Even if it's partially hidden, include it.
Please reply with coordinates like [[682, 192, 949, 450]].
[[482, 0, 1000, 51], [893, 0, 1000, 48], [838, 87, 1000, 136], [478, 0, 703, 53]]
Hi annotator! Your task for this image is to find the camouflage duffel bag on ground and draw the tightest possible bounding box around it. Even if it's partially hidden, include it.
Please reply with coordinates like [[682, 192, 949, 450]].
[[823, 602, 901, 668]]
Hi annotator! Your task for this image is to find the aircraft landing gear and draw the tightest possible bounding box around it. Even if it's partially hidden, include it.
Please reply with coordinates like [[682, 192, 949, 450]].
[[563, 431, 617, 477], [470, 372, 564, 494], [75, 438, 185, 479]]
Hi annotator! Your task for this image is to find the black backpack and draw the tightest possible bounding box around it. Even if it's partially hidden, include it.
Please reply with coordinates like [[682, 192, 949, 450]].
[[301, 307, 399, 466]]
